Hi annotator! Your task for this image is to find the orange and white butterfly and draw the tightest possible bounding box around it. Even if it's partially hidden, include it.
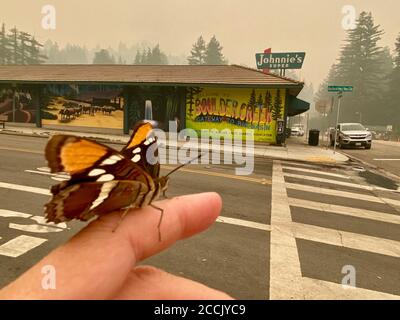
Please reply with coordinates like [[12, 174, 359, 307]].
[[44, 122, 169, 238]]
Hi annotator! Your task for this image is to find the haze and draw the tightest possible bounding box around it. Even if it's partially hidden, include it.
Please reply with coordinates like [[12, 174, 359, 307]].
[[2, 0, 399, 87]]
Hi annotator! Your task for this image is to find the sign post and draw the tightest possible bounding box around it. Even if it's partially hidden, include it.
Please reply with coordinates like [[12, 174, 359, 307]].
[[328, 85, 353, 154]]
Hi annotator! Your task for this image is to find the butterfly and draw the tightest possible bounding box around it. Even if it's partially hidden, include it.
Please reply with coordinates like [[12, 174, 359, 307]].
[[44, 121, 170, 239]]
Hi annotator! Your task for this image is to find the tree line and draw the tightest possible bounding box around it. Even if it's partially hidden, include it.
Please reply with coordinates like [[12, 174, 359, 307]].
[[0, 23, 229, 67], [0, 23, 47, 64], [315, 11, 400, 129]]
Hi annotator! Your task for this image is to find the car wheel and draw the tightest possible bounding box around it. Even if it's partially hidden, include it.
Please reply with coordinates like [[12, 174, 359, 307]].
[[365, 144, 372, 150]]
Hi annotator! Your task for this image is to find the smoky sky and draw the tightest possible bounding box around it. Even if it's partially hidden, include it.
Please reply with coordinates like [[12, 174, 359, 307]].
[[2, 0, 399, 87]]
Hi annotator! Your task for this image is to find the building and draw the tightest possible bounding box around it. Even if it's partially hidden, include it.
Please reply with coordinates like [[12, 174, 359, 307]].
[[0, 64, 309, 143]]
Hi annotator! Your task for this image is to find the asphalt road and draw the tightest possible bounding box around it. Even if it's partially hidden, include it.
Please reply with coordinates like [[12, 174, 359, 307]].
[[0, 133, 399, 299], [337, 140, 400, 179]]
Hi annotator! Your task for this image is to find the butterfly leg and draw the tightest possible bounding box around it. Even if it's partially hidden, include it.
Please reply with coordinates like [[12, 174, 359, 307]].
[[162, 190, 169, 199], [150, 204, 164, 242], [112, 206, 131, 233]]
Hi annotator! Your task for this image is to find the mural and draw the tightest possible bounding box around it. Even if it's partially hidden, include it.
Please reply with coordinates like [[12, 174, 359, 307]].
[[41, 85, 124, 129], [0, 87, 37, 123], [185, 87, 286, 143]]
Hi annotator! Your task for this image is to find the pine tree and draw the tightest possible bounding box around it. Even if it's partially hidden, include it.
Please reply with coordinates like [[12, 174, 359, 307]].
[[205, 35, 227, 65], [248, 89, 256, 108], [92, 49, 115, 64], [272, 90, 283, 121], [334, 12, 385, 123], [387, 34, 400, 130], [134, 50, 142, 65], [150, 44, 168, 65], [8, 27, 20, 64], [188, 36, 206, 65], [0, 23, 10, 64], [264, 91, 272, 111]]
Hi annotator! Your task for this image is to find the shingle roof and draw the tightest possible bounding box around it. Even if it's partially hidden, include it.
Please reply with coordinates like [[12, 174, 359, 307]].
[[0, 64, 303, 90]]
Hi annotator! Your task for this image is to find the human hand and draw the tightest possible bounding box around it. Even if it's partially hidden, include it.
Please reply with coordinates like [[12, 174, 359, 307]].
[[0, 192, 232, 300]]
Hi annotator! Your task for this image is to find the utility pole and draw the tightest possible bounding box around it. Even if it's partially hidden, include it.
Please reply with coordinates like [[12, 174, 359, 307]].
[[333, 92, 343, 154]]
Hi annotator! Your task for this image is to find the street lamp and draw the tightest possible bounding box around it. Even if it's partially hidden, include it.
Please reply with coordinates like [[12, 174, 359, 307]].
[[355, 112, 362, 123]]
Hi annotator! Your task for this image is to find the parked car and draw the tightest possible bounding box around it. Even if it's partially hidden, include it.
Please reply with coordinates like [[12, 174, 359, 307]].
[[330, 123, 372, 149], [291, 126, 304, 137]]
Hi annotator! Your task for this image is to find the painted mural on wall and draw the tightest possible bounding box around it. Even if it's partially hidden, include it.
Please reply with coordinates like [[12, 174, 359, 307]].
[[0, 87, 37, 123], [41, 85, 124, 129], [185, 87, 286, 143]]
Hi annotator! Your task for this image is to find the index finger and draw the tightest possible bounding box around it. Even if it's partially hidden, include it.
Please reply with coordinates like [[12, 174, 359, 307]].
[[0, 192, 222, 300]]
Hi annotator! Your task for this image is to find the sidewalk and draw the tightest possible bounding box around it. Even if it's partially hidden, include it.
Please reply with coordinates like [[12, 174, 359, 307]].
[[0, 123, 349, 164]]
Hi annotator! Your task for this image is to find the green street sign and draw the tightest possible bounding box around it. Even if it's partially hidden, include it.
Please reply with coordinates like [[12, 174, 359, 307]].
[[255, 52, 306, 70], [328, 85, 353, 92]]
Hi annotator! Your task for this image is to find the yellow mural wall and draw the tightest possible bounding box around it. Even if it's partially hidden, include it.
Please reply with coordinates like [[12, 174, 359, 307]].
[[185, 87, 286, 143]]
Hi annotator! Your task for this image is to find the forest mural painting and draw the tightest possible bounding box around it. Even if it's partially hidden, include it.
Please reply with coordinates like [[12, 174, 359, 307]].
[[186, 87, 286, 143]]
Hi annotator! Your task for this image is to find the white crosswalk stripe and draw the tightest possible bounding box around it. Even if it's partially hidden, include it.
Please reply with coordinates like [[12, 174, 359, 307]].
[[271, 159, 400, 299]]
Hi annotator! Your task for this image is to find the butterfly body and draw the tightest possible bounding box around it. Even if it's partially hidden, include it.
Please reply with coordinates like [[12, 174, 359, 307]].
[[44, 122, 168, 224]]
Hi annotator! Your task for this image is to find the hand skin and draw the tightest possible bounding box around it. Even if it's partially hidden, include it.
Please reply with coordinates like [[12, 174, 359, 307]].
[[0, 192, 233, 300]]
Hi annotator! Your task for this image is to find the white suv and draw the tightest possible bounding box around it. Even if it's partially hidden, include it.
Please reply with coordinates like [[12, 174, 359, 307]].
[[330, 123, 372, 149]]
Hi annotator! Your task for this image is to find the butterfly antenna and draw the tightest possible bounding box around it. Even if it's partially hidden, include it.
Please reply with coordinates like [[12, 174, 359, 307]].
[[165, 153, 205, 177]]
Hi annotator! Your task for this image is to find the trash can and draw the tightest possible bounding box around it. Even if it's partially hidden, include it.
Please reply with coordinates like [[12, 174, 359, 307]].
[[308, 129, 320, 146]]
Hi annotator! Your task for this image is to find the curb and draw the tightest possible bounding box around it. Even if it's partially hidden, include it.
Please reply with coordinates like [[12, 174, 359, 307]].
[[0, 129, 348, 165], [340, 150, 400, 183]]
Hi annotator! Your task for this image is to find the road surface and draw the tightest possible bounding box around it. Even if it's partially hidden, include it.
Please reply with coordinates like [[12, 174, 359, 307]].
[[337, 140, 400, 179], [0, 133, 399, 299]]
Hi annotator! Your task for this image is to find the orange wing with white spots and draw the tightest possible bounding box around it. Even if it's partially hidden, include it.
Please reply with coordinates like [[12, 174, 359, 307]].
[[44, 134, 156, 223]]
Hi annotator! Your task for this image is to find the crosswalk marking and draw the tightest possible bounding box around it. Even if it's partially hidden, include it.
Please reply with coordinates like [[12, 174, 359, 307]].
[[293, 222, 400, 258], [216, 216, 271, 231], [301, 278, 400, 300], [0, 181, 50, 196], [0, 235, 47, 258], [288, 198, 400, 225], [270, 160, 304, 300], [283, 172, 399, 193], [0, 180, 268, 232], [285, 182, 386, 204], [272, 160, 400, 299], [282, 166, 351, 179]]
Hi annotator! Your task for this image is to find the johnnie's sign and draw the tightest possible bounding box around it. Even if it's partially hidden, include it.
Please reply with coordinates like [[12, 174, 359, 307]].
[[256, 52, 306, 70]]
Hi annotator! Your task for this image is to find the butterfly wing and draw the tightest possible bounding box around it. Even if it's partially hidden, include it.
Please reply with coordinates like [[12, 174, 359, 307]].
[[45, 180, 152, 223], [44, 134, 156, 222], [121, 122, 160, 179]]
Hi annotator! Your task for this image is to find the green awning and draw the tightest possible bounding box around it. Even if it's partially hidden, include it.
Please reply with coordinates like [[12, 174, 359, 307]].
[[288, 96, 310, 117]]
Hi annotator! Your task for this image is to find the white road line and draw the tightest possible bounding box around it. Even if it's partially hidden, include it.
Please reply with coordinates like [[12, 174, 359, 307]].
[[285, 182, 385, 204], [0, 209, 31, 219], [302, 278, 400, 300], [9, 223, 65, 233], [293, 222, 400, 258], [283, 172, 397, 193], [288, 198, 400, 225], [0, 181, 269, 232], [270, 160, 304, 300], [216, 216, 270, 231], [373, 159, 400, 161], [381, 197, 400, 208], [281, 161, 325, 169], [0, 235, 47, 258], [0, 181, 50, 196], [282, 166, 350, 179], [25, 170, 70, 181]]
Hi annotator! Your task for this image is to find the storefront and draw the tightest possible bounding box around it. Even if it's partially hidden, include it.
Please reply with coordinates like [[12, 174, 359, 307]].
[[0, 65, 309, 144]]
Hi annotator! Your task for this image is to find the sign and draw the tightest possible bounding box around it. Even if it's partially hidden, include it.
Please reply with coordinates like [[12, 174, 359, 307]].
[[328, 85, 353, 92], [256, 52, 306, 70], [185, 87, 286, 143]]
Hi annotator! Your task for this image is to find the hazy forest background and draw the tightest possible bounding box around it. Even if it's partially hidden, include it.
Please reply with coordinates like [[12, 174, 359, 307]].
[[0, 10, 399, 131]]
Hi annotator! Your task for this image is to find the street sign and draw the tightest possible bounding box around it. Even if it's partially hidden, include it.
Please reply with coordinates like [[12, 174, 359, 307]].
[[328, 85, 353, 92], [256, 52, 306, 70]]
